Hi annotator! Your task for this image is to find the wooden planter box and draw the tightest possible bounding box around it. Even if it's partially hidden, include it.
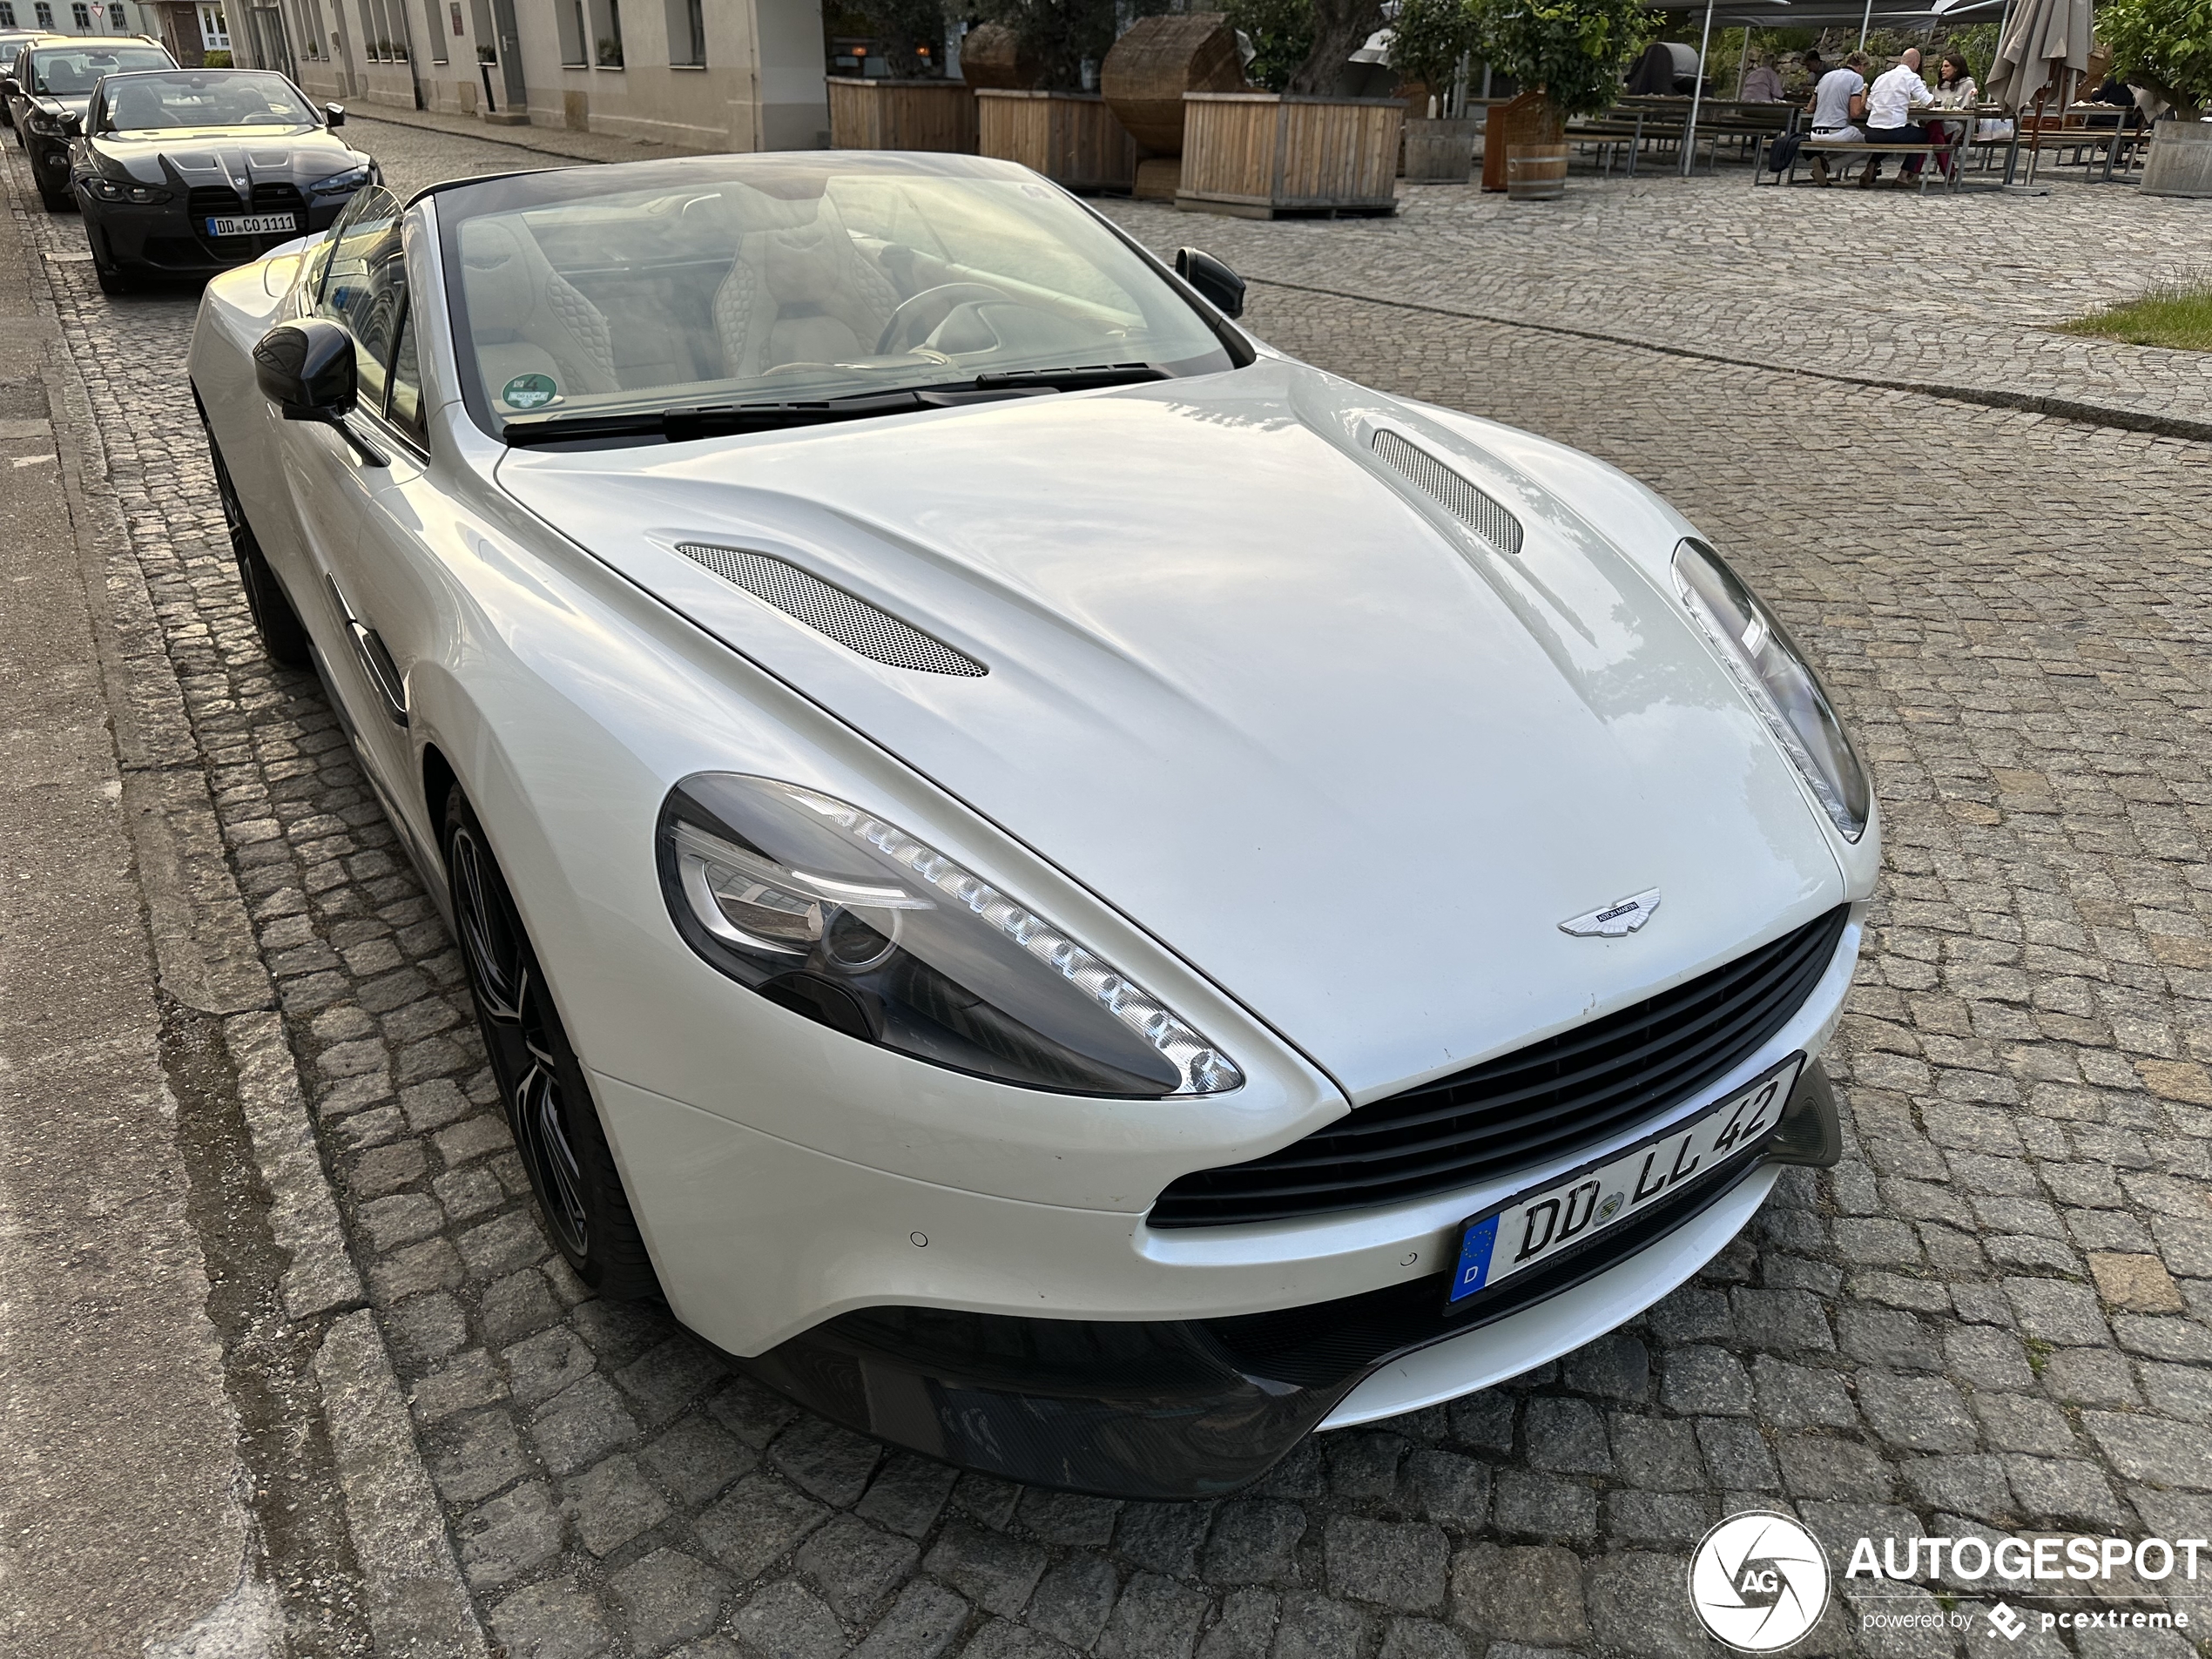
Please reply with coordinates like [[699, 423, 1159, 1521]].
[[1404, 116, 1477, 183], [826, 78, 977, 153], [977, 90, 1136, 192], [1177, 93, 1402, 218]]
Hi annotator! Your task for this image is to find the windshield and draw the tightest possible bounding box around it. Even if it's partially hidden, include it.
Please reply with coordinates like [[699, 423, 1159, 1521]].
[[30, 45, 172, 95], [433, 154, 1235, 435], [98, 70, 314, 131]]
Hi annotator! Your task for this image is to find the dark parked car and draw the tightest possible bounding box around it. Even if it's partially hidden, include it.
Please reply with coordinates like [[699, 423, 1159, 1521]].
[[0, 30, 57, 127], [3, 37, 174, 208], [71, 68, 374, 293]]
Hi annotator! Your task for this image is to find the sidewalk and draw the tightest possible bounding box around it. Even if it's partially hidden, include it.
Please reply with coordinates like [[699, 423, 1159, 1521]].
[[347, 98, 709, 165]]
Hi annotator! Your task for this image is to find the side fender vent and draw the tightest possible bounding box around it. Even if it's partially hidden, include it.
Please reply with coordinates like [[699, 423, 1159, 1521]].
[[1371, 428, 1524, 556], [676, 543, 986, 678]]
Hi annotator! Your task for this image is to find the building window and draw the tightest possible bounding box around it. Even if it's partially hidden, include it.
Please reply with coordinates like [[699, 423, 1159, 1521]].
[[663, 0, 699, 65], [554, 0, 583, 64], [34, 2, 55, 25], [198, 1, 229, 48], [0, 3, 18, 24], [71, 1, 88, 26], [420, 0, 443, 58], [589, 0, 619, 66]]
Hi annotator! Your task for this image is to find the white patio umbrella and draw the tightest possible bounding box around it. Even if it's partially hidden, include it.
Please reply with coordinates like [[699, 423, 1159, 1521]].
[[1983, 0, 2091, 109]]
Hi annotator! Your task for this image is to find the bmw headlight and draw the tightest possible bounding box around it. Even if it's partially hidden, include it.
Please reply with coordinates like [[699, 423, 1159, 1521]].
[[658, 774, 1244, 1097], [84, 177, 171, 203], [27, 111, 64, 134], [1673, 538, 1870, 842], [309, 164, 372, 195]]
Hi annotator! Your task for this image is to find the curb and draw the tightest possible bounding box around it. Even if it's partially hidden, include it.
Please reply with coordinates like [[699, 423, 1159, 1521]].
[[7, 152, 489, 1659]]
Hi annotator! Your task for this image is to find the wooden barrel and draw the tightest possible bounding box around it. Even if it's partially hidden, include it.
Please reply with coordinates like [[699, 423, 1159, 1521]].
[[1403, 117, 1476, 183], [1100, 11, 1244, 156], [959, 23, 1042, 91], [1506, 143, 1568, 199]]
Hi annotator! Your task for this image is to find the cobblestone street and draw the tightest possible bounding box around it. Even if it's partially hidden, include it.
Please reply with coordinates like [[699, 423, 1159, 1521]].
[[8, 118, 2211, 1658]]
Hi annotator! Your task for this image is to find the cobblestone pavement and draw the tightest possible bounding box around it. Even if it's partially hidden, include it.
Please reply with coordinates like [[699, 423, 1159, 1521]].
[[1101, 175, 2212, 439], [13, 118, 2212, 1658]]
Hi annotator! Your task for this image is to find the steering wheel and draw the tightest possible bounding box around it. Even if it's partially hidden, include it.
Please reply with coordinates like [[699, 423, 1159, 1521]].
[[875, 282, 1014, 356]]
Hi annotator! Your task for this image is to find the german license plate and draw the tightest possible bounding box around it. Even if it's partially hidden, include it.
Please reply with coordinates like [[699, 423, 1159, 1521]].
[[207, 212, 298, 237], [1446, 1054, 1804, 1311]]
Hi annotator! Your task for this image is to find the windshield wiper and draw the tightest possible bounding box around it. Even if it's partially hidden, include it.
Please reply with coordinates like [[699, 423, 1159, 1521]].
[[502, 364, 1170, 448]]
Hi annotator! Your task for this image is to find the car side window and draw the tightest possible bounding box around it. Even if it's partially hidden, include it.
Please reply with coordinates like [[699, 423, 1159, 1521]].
[[315, 185, 403, 415], [386, 303, 428, 448]]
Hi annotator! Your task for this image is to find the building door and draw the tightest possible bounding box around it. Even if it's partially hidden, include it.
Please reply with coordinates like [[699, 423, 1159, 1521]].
[[247, 3, 290, 73]]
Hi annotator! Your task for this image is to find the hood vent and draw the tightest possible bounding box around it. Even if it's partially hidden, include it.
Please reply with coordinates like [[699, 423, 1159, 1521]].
[[676, 543, 986, 678], [1371, 429, 1524, 556]]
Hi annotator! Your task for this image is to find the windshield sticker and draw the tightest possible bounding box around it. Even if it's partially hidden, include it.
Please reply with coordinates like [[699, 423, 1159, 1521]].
[[502, 373, 557, 410]]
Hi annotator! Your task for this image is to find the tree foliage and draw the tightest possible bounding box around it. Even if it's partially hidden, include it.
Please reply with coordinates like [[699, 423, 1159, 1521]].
[[1389, 0, 1479, 101], [1226, 0, 1316, 92], [2099, 0, 2212, 117], [970, 0, 1121, 91], [1467, 0, 1656, 118]]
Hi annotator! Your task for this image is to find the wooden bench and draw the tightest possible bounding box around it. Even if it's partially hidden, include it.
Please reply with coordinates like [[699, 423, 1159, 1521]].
[[1763, 131, 1965, 192]]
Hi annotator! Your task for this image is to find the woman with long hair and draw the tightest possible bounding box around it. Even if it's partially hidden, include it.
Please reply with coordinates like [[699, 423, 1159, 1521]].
[[1925, 51, 1977, 175]]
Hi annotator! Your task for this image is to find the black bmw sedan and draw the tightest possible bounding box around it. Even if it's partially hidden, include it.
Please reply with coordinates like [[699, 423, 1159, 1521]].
[[71, 69, 377, 294], [3, 37, 175, 208]]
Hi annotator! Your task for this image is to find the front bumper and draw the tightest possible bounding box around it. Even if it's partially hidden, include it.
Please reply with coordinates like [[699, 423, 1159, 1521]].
[[595, 908, 1861, 1498], [86, 194, 347, 277]]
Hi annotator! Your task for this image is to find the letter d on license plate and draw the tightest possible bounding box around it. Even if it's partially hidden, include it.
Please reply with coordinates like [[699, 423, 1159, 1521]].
[[1446, 1055, 1804, 1310]]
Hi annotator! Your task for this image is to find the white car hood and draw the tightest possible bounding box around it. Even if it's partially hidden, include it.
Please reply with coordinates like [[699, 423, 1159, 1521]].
[[498, 358, 1844, 1100]]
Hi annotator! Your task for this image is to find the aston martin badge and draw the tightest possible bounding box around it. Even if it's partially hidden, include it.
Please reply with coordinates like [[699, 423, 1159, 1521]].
[[1560, 888, 1661, 937]]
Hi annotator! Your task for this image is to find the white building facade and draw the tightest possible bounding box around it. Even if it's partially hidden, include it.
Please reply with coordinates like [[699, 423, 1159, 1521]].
[[240, 0, 826, 152]]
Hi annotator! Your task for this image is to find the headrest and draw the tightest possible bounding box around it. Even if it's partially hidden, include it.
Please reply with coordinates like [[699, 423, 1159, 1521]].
[[762, 223, 845, 304], [459, 218, 540, 334]]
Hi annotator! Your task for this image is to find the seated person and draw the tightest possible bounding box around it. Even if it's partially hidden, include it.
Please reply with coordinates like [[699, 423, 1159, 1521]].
[[1797, 51, 1827, 108], [1925, 51, 1977, 175], [1861, 46, 1935, 182], [1806, 51, 1869, 182], [1739, 55, 1786, 103]]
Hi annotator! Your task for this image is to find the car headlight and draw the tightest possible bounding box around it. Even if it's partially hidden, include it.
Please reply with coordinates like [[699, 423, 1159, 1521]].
[[1673, 537, 1870, 842], [308, 165, 371, 195], [27, 111, 63, 134], [84, 177, 171, 203], [658, 774, 1244, 1097]]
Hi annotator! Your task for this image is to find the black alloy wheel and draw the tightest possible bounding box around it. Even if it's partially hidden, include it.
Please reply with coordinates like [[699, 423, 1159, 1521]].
[[89, 220, 132, 295], [444, 789, 659, 1298], [203, 417, 311, 666]]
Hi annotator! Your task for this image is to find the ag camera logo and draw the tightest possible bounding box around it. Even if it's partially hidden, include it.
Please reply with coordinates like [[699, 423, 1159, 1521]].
[[1689, 1512, 1831, 1651]]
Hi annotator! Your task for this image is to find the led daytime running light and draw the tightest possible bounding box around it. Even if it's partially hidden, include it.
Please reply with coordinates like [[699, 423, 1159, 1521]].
[[780, 786, 1244, 1096]]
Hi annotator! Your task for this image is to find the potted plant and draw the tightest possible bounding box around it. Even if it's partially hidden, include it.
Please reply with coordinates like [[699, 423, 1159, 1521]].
[[826, 0, 979, 152], [1389, 0, 1480, 180], [1175, 0, 1406, 216], [2099, 0, 2212, 197], [1467, 0, 1648, 197], [971, 0, 1138, 191]]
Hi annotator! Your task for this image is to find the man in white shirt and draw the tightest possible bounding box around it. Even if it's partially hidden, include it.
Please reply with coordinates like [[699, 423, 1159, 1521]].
[[1862, 46, 1935, 182], [1806, 51, 1870, 184]]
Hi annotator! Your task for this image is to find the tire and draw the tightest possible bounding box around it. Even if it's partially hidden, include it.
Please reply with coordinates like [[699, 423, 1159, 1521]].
[[91, 229, 132, 295], [444, 789, 661, 1299], [205, 422, 312, 667], [35, 169, 70, 212]]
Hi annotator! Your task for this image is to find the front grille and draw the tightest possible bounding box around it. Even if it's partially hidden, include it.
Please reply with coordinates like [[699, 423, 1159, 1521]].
[[1150, 905, 1850, 1227], [676, 543, 986, 677], [186, 183, 307, 249]]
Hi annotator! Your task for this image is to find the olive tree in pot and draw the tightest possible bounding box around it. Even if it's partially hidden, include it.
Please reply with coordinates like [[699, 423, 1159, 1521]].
[[1468, 0, 1652, 196], [2100, 0, 2212, 196], [1392, 0, 1481, 181]]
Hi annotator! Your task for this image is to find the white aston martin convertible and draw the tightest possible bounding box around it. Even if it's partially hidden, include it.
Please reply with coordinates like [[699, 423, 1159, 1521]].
[[190, 152, 1878, 1499]]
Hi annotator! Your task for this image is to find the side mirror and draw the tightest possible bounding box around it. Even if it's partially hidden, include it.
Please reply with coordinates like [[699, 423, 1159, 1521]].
[[59, 110, 81, 134], [1175, 246, 1245, 320], [1, 78, 19, 98], [256, 318, 357, 418], [323, 101, 345, 127]]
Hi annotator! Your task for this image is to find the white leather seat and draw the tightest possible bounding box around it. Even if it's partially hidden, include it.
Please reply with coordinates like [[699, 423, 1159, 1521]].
[[458, 217, 620, 406], [711, 193, 903, 381]]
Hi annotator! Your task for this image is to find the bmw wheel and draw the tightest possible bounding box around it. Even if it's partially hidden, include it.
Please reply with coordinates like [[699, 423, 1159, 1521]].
[[203, 417, 310, 667], [444, 788, 660, 1298]]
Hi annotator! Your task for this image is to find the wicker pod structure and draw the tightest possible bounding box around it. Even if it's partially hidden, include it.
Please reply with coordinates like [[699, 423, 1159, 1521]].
[[958, 23, 1043, 91], [1100, 11, 1244, 157]]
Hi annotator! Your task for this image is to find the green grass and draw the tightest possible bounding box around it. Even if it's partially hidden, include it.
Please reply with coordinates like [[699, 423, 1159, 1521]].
[[2059, 279, 2212, 352]]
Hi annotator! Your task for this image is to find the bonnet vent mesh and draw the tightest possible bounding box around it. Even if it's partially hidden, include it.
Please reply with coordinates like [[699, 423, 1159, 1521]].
[[1371, 429, 1524, 556], [675, 543, 986, 678]]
